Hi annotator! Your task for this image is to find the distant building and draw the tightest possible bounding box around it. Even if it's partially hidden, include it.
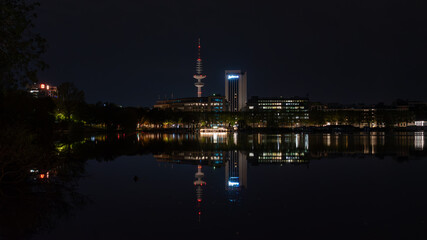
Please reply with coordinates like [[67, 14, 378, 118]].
[[225, 70, 247, 112], [247, 96, 309, 127], [322, 104, 378, 127], [315, 102, 417, 128], [153, 95, 226, 112], [309, 101, 328, 111], [28, 83, 58, 98]]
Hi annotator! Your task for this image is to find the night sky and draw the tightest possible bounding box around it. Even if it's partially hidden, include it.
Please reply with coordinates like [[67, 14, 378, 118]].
[[35, 0, 427, 107]]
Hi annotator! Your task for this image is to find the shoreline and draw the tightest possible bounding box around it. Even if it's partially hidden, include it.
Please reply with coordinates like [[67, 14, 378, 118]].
[[54, 125, 427, 137]]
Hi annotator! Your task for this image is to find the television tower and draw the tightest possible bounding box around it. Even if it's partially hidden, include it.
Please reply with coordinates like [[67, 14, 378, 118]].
[[193, 38, 206, 98]]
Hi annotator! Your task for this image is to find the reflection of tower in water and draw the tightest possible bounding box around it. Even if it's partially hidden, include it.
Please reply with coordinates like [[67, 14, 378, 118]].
[[225, 151, 247, 203], [194, 165, 206, 222]]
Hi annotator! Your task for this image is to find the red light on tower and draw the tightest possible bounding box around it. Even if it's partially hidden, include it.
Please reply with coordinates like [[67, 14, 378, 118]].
[[40, 84, 45, 89]]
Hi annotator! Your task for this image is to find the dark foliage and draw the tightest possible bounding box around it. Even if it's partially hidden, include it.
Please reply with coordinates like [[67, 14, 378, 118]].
[[0, 0, 47, 91]]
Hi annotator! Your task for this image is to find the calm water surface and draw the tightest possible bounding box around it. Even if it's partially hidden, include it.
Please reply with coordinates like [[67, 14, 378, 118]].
[[12, 133, 427, 239]]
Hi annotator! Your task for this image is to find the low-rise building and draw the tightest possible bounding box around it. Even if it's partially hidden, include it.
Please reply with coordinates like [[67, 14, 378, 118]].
[[153, 95, 226, 112], [247, 96, 309, 127], [28, 83, 58, 98]]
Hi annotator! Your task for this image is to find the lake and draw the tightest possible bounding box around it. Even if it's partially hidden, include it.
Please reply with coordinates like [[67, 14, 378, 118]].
[[6, 132, 427, 239]]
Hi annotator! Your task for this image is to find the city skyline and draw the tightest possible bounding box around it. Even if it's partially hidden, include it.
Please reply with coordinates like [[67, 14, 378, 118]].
[[4, 1, 427, 238], [34, 0, 427, 107]]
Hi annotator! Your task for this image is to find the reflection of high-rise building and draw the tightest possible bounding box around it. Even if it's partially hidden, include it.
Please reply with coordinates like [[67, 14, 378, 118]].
[[225, 151, 247, 203], [225, 70, 247, 112]]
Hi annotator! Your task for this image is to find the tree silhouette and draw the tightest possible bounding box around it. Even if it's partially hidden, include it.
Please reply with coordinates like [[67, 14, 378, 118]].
[[0, 0, 47, 92], [57, 82, 85, 120]]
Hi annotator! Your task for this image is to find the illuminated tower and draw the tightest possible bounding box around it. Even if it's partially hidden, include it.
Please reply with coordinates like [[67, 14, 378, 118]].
[[225, 70, 247, 112], [193, 38, 206, 98]]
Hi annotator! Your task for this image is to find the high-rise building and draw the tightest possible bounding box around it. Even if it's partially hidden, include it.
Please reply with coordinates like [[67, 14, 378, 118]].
[[225, 70, 247, 112]]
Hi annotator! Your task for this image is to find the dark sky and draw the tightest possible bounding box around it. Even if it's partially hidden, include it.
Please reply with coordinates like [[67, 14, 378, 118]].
[[35, 0, 427, 107]]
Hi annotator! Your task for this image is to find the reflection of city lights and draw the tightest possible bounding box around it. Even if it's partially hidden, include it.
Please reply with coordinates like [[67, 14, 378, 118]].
[[370, 132, 377, 154], [304, 134, 309, 150], [199, 132, 228, 145], [262, 152, 282, 157], [228, 181, 240, 187], [415, 132, 424, 151], [363, 135, 369, 154], [295, 134, 300, 148], [200, 127, 228, 133]]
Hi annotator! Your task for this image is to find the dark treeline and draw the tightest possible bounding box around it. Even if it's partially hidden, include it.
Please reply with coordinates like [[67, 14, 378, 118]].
[[2, 85, 424, 136], [0, 7, 90, 237], [134, 108, 419, 130]]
